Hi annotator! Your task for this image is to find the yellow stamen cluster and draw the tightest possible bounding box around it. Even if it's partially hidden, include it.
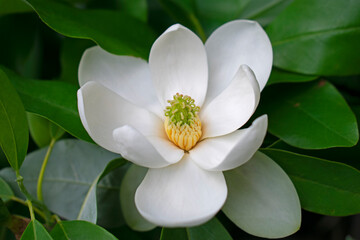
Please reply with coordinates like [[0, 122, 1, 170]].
[[164, 93, 202, 151]]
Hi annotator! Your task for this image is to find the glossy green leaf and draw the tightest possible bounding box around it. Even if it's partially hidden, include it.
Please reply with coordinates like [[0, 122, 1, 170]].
[[160, 218, 232, 240], [0, 0, 32, 15], [120, 164, 156, 231], [117, 0, 148, 22], [266, 0, 360, 75], [0, 69, 29, 171], [158, 0, 206, 40], [0, 199, 10, 225], [195, 0, 293, 35], [0, 14, 42, 78], [20, 220, 53, 240], [1, 67, 91, 142], [25, 0, 156, 59], [51, 220, 117, 240], [27, 113, 61, 148], [267, 68, 318, 86], [77, 158, 127, 224], [262, 149, 360, 216], [258, 80, 359, 149], [59, 38, 94, 86], [0, 139, 126, 228], [0, 177, 13, 202], [223, 151, 301, 238]]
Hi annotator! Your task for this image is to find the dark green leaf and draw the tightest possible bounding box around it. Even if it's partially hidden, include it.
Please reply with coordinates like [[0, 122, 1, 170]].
[[0, 139, 126, 228], [1, 66, 92, 142], [0, 68, 29, 170], [262, 149, 360, 216], [20, 220, 53, 240], [77, 157, 127, 224], [267, 68, 318, 86], [258, 80, 359, 149], [160, 228, 187, 240], [187, 218, 232, 240], [0, 177, 14, 202], [117, 0, 148, 22], [25, 0, 156, 59], [51, 220, 117, 240], [0, 0, 32, 15], [266, 0, 360, 75], [158, 0, 206, 41], [160, 218, 232, 240], [195, 0, 293, 35], [0, 199, 10, 225], [27, 113, 53, 148], [59, 38, 94, 86]]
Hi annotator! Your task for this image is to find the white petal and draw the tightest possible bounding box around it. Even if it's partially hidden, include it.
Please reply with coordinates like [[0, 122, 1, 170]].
[[113, 126, 184, 168], [149, 24, 208, 108], [200, 65, 260, 139], [79, 46, 161, 115], [222, 152, 301, 238], [78, 81, 163, 154], [120, 164, 157, 231], [205, 20, 272, 103], [191, 115, 267, 171], [135, 154, 227, 227]]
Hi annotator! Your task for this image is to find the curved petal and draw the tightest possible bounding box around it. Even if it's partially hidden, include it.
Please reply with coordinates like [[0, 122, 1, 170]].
[[205, 20, 272, 103], [191, 115, 267, 171], [135, 154, 227, 227], [78, 81, 164, 154], [200, 65, 260, 139], [113, 126, 184, 168], [149, 24, 208, 108], [120, 164, 157, 231], [79, 46, 161, 115], [222, 152, 301, 238]]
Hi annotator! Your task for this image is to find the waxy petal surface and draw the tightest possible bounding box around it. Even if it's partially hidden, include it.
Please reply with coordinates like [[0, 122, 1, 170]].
[[135, 154, 227, 227], [200, 65, 260, 139], [149, 24, 208, 108], [205, 20, 272, 104], [191, 115, 267, 171]]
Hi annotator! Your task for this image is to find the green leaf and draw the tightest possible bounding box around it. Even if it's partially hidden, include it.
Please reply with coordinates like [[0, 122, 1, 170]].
[[262, 149, 360, 216], [0, 0, 32, 15], [20, 220, 53, 240], [28, 113, 63, 148], [160, 218, 232, 240], [0, 199, 10, 225], [1, 66, 92, 143], [267, 68, 318, 86], [266, 0, 360, 75], [120, 164, 156, 231], [0, 14, 42, 78], [258, 80, 359, 149], [117, 0, 148, 22], [0, 139, 126, 228], [0, 177, 14, 202], [59, 38, 94, 86], [195, 0, 293, 35], [158, 0, 206, 41], [223, 151, 300, 238], [51, 220, 117, 240], [25, 0, 156, 59], [0, 68, 29, 171], [77, 157, 127, 224]]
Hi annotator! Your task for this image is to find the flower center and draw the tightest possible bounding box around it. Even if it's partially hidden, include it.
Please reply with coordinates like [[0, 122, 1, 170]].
[[164, 93, 202, 151]]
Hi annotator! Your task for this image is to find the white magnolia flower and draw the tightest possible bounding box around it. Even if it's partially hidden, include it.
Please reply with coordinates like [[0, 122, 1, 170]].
[[78, 20, 301, 237]]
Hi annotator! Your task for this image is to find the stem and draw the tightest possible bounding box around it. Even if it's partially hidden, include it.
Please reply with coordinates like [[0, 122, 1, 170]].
[[37, 138, 56, 202], [10, 196, 46, 220], [26, 200, 35, 221]]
